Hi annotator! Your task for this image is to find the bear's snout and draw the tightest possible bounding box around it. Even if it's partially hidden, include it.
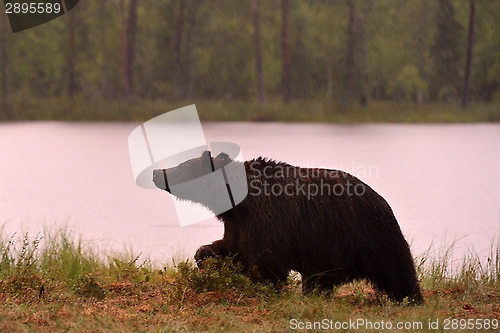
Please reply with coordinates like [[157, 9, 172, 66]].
[[152, 169, 170, 192]]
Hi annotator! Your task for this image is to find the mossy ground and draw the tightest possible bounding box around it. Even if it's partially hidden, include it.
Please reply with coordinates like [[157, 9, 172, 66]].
[[1, 228, 499, 332]]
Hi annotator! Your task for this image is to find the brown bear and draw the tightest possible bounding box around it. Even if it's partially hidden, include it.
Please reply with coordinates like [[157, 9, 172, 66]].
[[153, 151, 423, 304]]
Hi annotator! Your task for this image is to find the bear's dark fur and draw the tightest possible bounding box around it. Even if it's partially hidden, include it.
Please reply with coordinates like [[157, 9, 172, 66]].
[[153, 151, 423, 304]]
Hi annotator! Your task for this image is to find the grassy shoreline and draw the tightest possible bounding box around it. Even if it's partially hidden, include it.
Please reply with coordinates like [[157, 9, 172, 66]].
[[1, 98, 499, 123], [1, 229, 499, 332]]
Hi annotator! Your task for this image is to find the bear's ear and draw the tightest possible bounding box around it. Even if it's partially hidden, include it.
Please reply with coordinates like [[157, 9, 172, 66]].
[[216, 152, 230, 161], [200, 150, 214, 173]]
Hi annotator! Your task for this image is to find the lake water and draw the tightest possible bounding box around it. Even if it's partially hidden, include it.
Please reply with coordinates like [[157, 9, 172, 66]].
[[1, 122, 499, 267]]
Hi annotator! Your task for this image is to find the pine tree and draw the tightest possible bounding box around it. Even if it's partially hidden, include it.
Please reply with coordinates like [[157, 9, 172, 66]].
[[429, 0, 464, 101]]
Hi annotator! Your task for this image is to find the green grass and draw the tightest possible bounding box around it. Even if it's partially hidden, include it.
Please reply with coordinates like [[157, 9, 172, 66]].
[[1, 227, 499, 332], [1, 97, 499, 123]]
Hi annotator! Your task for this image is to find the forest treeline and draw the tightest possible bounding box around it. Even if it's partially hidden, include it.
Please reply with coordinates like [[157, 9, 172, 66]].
[[0, 0, 499, 112]]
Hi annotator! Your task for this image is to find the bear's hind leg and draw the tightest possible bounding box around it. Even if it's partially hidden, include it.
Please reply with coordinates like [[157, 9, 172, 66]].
[[370, 271, 424, 305]]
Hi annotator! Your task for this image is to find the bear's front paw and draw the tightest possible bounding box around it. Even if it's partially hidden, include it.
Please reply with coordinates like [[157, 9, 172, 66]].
[[195, 245, 220, 268]]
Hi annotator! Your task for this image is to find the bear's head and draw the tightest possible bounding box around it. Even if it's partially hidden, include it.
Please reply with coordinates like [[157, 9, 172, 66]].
[[153, 151, 233, 191], [152, 151, 237, 211]]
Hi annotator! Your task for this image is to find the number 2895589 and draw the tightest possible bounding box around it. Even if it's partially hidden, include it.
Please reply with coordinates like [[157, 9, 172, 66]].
[[5, 2, 62, 14]]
